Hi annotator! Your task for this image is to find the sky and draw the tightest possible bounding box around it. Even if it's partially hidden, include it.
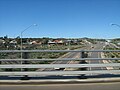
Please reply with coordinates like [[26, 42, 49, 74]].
[[0, 0, 120, 39]]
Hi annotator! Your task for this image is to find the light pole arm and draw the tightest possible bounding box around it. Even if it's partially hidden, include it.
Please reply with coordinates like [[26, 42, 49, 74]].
[[21, 25, 33, 52], [20, 24, 37, 59], [111, 24, 120, 28], [21, 24, 33, 35]]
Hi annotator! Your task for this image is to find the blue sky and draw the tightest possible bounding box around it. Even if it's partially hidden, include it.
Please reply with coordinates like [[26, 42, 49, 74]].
[[0, 0, 120, 39]]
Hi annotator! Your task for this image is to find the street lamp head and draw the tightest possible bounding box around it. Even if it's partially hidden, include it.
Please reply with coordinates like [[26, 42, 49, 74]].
[[33, 24, 37, 26]]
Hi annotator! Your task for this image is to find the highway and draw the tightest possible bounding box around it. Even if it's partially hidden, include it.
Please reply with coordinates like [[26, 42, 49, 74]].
[[37, 43, 91, 71], [37, 41, 109, 72], [56, 41, 108, 71]]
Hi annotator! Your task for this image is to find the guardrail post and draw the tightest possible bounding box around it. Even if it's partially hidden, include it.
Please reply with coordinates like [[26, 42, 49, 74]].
[[23, 52, 29, 71], [21, 52, 30, 80], [80, 51, 87, 65], [79, 51, 87, 79]]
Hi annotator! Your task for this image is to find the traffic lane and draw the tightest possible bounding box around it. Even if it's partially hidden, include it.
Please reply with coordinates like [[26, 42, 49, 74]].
[[42, 52, 80, 71], [63, 52, 80, 58], [0, 82, 120, 90], [89, 52, 103, 70], [52, 44, 92, 64], [89, 52, 107, 70], [51, 52, 80, 64], [89, 43, 107, 70]]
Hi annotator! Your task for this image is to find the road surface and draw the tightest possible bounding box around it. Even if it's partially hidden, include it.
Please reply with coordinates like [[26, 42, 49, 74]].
[[0, 82, 120, 90], [38, 43, 91, 71], [88, 42, 107, 71]]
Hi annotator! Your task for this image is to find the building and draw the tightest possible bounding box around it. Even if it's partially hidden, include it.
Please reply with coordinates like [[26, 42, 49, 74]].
[[9, 40, 17, 44], [48, 40, 64, 45], [0, 39, 5, 45]]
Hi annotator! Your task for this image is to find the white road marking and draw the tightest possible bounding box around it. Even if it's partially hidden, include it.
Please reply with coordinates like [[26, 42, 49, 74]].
[[100, 52, 114, 70]]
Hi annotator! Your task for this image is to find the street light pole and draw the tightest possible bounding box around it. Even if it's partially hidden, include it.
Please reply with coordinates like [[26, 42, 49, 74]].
[[110, 23, 120, 49], [20, 24, 37, 59], [20, 24, 37, 72]]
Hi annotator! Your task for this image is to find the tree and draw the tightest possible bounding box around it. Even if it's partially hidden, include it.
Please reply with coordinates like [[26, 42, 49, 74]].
[[15, 36, 21, 44], [4, 35, 8, 39]]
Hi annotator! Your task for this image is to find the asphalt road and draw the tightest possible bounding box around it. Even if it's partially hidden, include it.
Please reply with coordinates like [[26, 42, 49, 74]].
[[88, 42, 107, 71], [39, 44, 91, 71], [53, 43, 92, 64], [0, 82, 120, 90]]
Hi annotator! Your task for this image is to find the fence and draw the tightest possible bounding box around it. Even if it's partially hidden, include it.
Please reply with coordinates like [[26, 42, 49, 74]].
[[0, 50, 120, 77]]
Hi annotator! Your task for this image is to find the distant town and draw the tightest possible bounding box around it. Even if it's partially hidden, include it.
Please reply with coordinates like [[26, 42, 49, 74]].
[[0, 35, 120, 50]]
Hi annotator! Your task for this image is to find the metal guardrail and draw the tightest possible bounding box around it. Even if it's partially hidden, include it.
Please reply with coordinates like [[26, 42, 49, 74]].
[[0, 63, 120, 68], [0, 50, 120, 76], [0, 58, 120, 61], [0, 50, 120, 52], [0, 70, 120, 76]]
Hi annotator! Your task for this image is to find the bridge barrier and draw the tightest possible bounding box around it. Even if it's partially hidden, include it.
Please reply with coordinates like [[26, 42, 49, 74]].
[[0, 50, 120, 77]]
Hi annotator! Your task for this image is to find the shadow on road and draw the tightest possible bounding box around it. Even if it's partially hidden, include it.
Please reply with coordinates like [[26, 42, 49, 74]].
[[0, 74, 120, 80]]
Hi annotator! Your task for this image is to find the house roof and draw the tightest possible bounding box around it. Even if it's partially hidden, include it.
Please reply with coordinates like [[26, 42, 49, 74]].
[[0, 39, 5, 43]]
